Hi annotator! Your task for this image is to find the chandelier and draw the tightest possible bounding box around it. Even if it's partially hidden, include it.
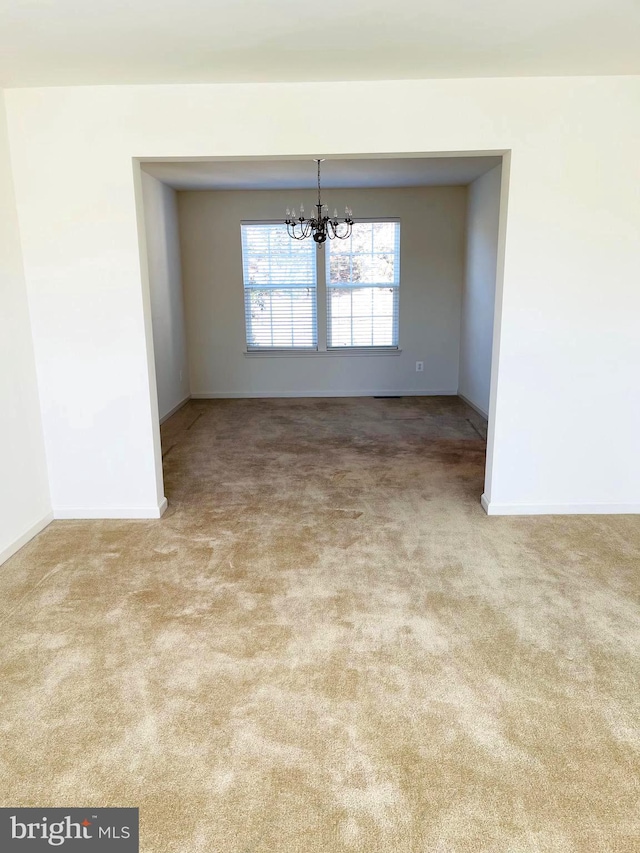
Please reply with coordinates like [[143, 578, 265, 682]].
[[285, 159, 353, 245]]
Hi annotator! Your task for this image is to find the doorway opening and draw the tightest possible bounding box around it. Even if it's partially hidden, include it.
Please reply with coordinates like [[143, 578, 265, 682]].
[[134, 152, 509, 516]]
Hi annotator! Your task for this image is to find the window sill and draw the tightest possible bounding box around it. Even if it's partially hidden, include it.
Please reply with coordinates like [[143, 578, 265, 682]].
[[244, 348, 402, 358]]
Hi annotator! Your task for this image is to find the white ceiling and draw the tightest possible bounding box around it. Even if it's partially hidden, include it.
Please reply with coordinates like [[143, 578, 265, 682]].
[[1, 1, 639, 88], [141, 156, 503, 191]]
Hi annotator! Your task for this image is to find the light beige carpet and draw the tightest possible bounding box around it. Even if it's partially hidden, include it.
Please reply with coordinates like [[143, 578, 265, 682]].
[[1, 397, 639, 852]]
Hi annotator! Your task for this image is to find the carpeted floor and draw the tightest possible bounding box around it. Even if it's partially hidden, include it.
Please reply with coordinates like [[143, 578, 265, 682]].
[[1, 396, 639, 852]]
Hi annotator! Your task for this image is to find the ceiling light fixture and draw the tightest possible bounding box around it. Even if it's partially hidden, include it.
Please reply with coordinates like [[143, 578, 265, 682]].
[[285, 159, 353, 245]]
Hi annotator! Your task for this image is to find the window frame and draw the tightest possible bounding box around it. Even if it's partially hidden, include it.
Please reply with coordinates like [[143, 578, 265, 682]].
[[325, 218, 401, 351], [241, 220, 319, 353], [240, 218, 402, 356]]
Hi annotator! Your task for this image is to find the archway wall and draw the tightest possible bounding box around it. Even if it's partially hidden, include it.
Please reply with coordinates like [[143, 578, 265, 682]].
[[4, 77, 640, 516], [459, 162, 502, 420]]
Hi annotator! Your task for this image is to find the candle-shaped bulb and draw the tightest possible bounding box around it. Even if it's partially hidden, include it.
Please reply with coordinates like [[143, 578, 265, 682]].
[[333, 208, 338, 219], [300, 204, 304, 216], [292, 208, 297, 219], [286, 208, 290, 217]]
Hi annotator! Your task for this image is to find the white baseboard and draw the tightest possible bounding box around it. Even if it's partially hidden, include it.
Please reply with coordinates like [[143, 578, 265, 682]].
[[191, 390, 458, 399], [53, 497, 168, 520], [159, 396, 191, 425], [458, 392, 488, 419], [0, 511, 54, 566], [481, 494, 640, 516]]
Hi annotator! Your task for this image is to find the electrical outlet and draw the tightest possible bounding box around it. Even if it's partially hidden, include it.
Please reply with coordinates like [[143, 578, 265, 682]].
[[416, 361, 424, 373]]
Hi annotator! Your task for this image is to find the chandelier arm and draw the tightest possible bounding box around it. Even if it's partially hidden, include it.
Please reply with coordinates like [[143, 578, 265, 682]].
[[331, 221, 352, 240], [287, 222, 311, 240], [285, 160, 351, 243]]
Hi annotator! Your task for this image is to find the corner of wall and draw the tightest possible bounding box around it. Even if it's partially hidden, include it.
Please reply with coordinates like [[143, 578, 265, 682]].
[[0, 89, 53, 564]]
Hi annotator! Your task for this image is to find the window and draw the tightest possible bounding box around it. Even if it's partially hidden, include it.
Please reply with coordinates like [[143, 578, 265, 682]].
[[326, 221, 400, 348], [241, 220, 401, 352], [241, 223, 317, 350]]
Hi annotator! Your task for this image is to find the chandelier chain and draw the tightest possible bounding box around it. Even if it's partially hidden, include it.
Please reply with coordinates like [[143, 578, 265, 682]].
[[285, 159, 353, 246]]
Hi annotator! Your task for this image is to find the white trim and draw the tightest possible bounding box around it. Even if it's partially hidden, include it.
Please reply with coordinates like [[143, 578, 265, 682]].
[[191, 390, 457, 399], [240, 217, 401, 225], [0, 512, 54, 566], [481, 495, 640, 516], [159, 396, 191, 424], [53, 498, 168, 520], [244, 348, 402, 358], [458, 392, 488, 419]]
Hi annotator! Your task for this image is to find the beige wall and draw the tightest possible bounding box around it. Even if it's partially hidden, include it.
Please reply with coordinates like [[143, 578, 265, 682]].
[[178, 186, 467, 397], [141, 171, 190, 420], [0, 92, 51, 562], [459, 164, 502, 415]]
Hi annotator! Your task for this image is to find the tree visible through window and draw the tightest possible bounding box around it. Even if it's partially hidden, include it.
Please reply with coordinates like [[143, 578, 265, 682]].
[[241, 220, 400, 351], [241, 223, 317, 350], [326, 221, 400, 348]]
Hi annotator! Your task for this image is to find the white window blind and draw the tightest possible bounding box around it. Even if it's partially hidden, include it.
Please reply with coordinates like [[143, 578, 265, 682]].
[[241, 223, 317, 350], [326, 221, 400, 348]]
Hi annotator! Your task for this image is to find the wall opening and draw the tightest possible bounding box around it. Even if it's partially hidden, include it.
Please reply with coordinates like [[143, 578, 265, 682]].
[[134, 152, 509, 514]]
